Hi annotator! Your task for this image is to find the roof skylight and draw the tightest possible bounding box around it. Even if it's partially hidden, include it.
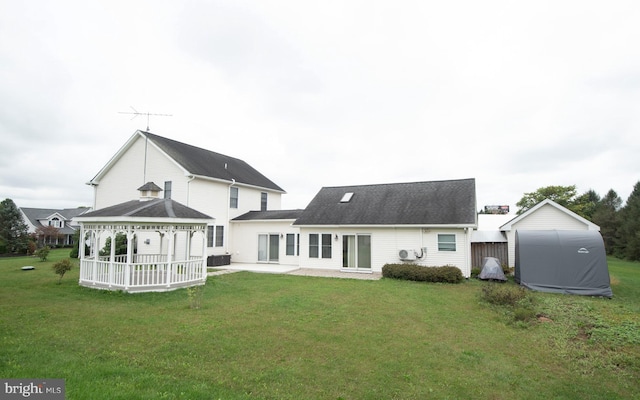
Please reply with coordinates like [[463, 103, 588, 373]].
[[340, 192, 354, 203]]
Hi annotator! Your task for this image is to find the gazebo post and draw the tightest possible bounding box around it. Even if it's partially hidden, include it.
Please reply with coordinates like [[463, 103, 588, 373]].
[[78, 225, 85, 284], [108, 229, 116, 288], [166, 227, 174, 288], [125, 226, 134, 290], [201, 228, 207, 282], [92, 231, 99, 285]]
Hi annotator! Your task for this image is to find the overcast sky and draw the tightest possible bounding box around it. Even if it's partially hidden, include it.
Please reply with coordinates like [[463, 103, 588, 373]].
[[2, 1, 639, 213]]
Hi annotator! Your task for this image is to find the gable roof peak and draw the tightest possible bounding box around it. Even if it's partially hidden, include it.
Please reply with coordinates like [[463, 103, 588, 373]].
[[89, 130, 285, 193]]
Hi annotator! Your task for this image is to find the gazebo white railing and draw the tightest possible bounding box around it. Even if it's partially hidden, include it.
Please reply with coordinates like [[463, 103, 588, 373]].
[[78, 222, 208, 293]]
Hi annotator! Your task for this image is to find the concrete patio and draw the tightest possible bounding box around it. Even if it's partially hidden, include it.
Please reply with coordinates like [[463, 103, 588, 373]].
[[208, 263, 382, 280]]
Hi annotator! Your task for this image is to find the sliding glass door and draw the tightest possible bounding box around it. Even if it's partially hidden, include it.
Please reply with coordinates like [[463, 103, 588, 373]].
[[342, 234, 371, 269], [258, 234, 279, 262]]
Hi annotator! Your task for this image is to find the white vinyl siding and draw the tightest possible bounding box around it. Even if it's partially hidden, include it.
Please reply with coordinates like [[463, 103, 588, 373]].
[[297, 227, 471, 276], [229, 220, 299, 265], [504, 203, 594, 267]]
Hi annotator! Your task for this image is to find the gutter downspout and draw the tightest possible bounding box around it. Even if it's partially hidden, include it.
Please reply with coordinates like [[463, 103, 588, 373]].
[[226, 179, 236, 255], [186, 175, 195, 207]]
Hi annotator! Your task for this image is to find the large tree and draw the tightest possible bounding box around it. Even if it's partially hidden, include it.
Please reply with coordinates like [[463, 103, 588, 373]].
[[592, 189, 622, 255], [617, 181, 640, 261], [573, 189, 601, 220], [516, 185, 578, 215], [0, 198, 30, 254]]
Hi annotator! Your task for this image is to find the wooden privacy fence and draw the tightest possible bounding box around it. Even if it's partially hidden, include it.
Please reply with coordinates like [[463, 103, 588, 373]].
[[471, 242, 508, 268]]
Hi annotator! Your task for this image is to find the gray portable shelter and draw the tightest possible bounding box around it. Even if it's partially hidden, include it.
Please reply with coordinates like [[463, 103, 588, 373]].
[[515, 230, 612, 298], [478, 257, 507, 281]]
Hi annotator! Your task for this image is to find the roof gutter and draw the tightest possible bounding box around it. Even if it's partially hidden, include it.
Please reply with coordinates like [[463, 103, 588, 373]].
[[188, 174, 286, 194], [292, 223, 478, 229]]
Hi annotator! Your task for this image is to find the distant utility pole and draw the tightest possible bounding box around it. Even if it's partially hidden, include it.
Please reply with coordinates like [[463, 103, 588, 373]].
[[118, 106, 172, 131]]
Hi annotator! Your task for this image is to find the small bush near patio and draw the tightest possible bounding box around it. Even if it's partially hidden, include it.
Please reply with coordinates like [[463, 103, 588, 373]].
[[382, 263, 463, 283]]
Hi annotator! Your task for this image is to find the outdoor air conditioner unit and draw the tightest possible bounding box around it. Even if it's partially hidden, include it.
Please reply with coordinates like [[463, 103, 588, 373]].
[[398, 249, 416, 261]]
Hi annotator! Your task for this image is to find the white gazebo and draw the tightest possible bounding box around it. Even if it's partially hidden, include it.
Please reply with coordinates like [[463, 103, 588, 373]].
[[74, 183, 214, 293]]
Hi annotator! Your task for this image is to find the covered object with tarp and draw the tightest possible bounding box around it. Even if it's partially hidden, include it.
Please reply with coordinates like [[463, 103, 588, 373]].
[[478, 257, 507, 281], [515, 230, 612, 298]]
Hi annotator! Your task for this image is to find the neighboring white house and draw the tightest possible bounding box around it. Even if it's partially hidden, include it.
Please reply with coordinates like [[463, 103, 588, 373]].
[[87, 130, 286, 259], [20, 207, 91, 246], [499, 199, 600, 267]]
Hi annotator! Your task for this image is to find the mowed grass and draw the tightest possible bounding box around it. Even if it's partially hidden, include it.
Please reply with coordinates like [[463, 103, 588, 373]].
[[0, 250, 638, 399]]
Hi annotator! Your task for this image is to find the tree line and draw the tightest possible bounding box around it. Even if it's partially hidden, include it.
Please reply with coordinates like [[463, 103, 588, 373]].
[[515, 181, 640, 261]]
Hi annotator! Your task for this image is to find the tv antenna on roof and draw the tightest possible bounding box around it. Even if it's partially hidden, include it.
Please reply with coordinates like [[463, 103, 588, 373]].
[[118, 106, 172, 131]]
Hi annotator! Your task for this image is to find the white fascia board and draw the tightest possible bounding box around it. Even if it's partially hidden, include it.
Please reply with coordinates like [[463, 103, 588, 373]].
[[499, 199, 599, 231], [74, 216, 216, 225], [190, 174, 287, 194], [294, 224, 477, 229], [231, 219, 297, 223], [44, 212, 66, 220], [86, 130, 144, 185]]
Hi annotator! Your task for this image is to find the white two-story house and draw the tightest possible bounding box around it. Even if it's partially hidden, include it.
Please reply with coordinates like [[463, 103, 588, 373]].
[[87, 130, 286, 263]]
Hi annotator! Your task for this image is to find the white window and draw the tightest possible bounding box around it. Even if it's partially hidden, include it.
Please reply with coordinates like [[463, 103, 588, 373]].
[[207, 225, 214, 247], [208, 225, 224, 248], [215, 225, 224, 247], [230, 187, 238, 208], [309, 233, 331, 258], [286, 234, 297, 256], [438, 234, 456, 251], [261, 192, 268, 211]]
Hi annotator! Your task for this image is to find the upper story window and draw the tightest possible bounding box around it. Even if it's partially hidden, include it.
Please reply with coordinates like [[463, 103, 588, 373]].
[[230, 187, 238, 208], [164, 181, 172, 199], [261, 192, 267, 211], [48, 217, 62, 228], [438, 234, 456, 251]]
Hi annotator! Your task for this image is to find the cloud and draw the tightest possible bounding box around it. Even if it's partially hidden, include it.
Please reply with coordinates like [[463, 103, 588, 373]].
[[1, 0, 639, 212]]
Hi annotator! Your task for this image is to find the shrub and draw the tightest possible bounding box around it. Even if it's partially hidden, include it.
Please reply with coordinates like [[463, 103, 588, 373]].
[[471, 267, 481, 278], [480, 282, 528, 307], [382, 263, 463, 283], [513, 306, 537, 322], [52, 258, 73, 284], [502, 264, 513, 275], [27, 241, 36, 256], [36, 246, 51, 261]]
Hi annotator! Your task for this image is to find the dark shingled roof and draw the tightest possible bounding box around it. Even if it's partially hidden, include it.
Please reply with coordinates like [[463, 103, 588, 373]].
[[143, 132, 284, 192], [21, 207, 91, 234], [293, 179, 477, 226], [232, 209, 305, 221], [78, 199, 212, 220], [138, 182, 163, 192]]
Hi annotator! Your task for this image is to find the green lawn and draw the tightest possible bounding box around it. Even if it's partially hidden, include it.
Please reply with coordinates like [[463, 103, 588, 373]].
[[1, 250, 639, 399]]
